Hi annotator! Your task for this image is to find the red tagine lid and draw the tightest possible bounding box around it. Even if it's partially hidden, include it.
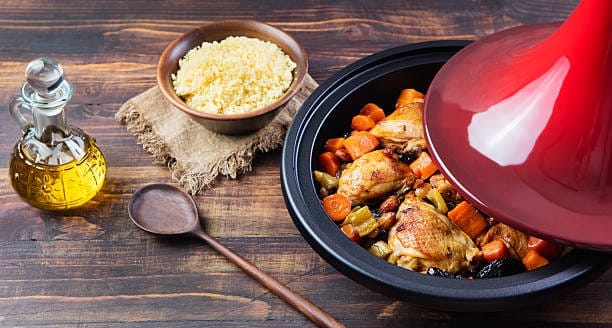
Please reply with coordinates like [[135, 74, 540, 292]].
[[424, 0, 612, 251]]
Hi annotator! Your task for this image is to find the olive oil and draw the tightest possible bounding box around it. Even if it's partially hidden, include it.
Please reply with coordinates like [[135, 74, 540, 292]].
[[8, 58, 106, 210], [9, 129, 106, 210]]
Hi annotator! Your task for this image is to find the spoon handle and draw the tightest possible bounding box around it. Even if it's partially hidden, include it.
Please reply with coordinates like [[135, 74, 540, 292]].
[[193, 230, 345, 328]]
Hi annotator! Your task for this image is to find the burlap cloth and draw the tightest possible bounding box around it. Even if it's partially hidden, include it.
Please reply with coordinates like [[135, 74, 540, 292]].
[[115, 73, 318, 195]]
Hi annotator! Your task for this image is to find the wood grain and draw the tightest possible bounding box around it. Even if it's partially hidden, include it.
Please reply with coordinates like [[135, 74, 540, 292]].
[[1, 0, 609, 327]]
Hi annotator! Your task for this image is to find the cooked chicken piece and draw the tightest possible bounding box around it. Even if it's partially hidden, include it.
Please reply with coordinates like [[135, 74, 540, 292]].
[[429, 173, 463, 209], [479, 223, 529, 259], [388, 195, 481, 274], [337, 150, 414, 206], [370, 102, 426, 152], [401, 138, 427, 156]]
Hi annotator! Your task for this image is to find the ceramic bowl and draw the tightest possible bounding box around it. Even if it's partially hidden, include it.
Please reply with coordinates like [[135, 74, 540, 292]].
[[280, 40, 610, 312], [157, 20, 308, 135]]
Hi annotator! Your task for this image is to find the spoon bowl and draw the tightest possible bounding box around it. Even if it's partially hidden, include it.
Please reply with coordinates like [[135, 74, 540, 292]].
[[127, 183, 344, 328], [128, 183, 198, 235]]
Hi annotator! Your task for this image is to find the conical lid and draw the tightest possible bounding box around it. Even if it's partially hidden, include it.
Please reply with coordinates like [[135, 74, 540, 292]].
[[424, 0, 612, 250]]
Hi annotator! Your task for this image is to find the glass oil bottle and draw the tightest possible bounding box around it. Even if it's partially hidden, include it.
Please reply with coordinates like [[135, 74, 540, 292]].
[[8, 58, 106, 210]]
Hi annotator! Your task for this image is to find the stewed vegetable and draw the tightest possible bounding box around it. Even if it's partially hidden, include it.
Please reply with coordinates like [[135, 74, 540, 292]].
[[314, 89, 567, 279]]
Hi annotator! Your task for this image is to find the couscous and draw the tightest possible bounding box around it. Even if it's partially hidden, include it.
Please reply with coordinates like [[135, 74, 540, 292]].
[[172, 36, 296, 115]]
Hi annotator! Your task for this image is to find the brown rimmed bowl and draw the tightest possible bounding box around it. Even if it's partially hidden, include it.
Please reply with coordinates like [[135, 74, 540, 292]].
[[157, 20, 308, 135], [280, 40, 611, 312]]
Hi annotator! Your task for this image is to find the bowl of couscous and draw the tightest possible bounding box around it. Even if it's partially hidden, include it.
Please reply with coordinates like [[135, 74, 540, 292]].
[[157, 20, 308, 135]]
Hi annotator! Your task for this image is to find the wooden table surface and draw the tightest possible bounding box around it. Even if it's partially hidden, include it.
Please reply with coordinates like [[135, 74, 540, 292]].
[[0, 0, 610, 327]]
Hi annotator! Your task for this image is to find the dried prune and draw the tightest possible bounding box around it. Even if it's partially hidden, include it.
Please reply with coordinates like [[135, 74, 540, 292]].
[[476, 258, 526, 279]]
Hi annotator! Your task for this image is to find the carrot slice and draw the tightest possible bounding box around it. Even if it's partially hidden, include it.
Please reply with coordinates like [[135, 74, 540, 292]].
[[359, 103, 386, 123], [324, 137, 345, 153], [343, 131, 380, 160], [447, 201, 488, 239], [351, 114, 376, 131], [522, 249, 549, 271], [340, 223, 361, 242], [408, 152, 438, 179], [481, 240, 511, 262], [395, 89, 424, 108], [318, 151, 341, 177], [323, 193, 352, 222], [528, 237, 561, 260]]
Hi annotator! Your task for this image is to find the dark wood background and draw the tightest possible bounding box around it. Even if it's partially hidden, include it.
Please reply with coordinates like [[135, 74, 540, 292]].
[[0, 0, 609, 327]]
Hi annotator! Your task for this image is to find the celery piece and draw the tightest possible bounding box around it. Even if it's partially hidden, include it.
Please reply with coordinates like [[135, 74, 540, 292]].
[[355, 218, 379, 237], [369, 240, 392, 259], [313, 170, 338, 190], [426, 188, 448, 213], [415, 183, 432, 199], [343, 206, 379, 237], [342, 206, 371, 226]]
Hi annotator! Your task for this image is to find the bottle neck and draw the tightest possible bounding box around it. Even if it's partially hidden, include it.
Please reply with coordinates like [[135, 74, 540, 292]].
[[21, 80, 73, 142], [32, 105, 70, 142]]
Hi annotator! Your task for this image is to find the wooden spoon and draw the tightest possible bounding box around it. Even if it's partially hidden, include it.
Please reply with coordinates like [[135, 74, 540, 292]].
[[128, 183, 344, 328]]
